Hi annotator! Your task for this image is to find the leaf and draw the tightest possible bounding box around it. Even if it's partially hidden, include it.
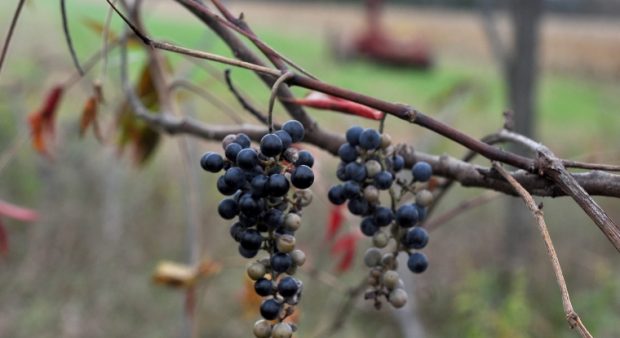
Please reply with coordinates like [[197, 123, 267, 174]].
[[291, 91, 384, 120], [330, 232, 359, 273], [0, 219, 8, 256], [0, 200, 39, 222], [153, 258, 220, 290], [153, 261, 197, 289], [81, 18, 118, 42], [79, 95, 102, 141], [115, 61, 162, 165], [81, 18, 141, 48], [325, 205, 345, 241], [28, 85, 64, 156]]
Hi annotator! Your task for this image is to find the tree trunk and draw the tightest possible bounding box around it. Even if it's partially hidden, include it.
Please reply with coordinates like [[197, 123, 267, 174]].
[[504, 0, 543, 271]]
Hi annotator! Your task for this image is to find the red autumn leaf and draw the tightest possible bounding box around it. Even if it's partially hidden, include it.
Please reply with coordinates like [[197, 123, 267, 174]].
[[79, 95, 103, 142], [0, 219, 7, 256], [290, 91, 384, 120], [330, 232, 360, 273], [0, 200, 39, 222], [326, 205, 345, 241], [28, 85, 64, 155]]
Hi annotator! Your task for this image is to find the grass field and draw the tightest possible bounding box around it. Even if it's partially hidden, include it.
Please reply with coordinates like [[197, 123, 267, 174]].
[[1, 1, 620, 338]]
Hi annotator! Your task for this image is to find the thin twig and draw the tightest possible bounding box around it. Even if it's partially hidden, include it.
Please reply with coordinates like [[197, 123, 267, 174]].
[[224, 69, 268, 125], [62, 36, 123, 88], [97, 0, 116, 84], [0, 0, 26, 76], [496, 129, 620, 252], [492, 162, 593, 338], [105, 0, 281, 77], [562, 160, 620, 172], [268, 71, 294, 132], [208, 0, 318, 79], [175, 0, 337, 146], [425, 191, 500, 231], [60, 0, 84, 75], [169, 78, 244, 124]]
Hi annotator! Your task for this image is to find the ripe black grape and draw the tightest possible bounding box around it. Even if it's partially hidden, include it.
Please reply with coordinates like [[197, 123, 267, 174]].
[[326, 125, 436, 310], [282, 120, 304, 143], [200, 152, 224, 172], [200, 121, 312, 332], [260, 299, 282, 320], [260, 133, 283, 157]]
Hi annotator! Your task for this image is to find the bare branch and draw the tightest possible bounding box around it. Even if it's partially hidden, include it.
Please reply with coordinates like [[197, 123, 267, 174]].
[[492, 163, 593, 338], [496, 129, 620, 252], [60, 0, 84, 75], [105, 0, 281, 77], [425, 191, 500, 231], [209, 0, 318, 79], [562, 160, 620, 172], [168, 78, 244, 124], [0, 0, 26, 77], [224, 69, 268, 125]]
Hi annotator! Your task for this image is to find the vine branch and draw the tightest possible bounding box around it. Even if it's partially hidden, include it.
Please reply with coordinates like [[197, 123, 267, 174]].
[[492, 162, 593, 338], [0, 0, 26, 77]]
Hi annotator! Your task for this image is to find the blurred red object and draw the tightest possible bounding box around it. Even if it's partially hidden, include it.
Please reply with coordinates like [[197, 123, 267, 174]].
[[334, 0, 433, 69]]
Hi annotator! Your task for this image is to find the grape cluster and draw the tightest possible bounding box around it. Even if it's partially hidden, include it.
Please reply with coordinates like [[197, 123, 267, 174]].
[[327, 126, 434, 309], [200, 120, 313, 338]]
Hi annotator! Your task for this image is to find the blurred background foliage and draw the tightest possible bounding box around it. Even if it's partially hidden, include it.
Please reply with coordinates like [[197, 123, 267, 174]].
[[0, 1, 619, 337]]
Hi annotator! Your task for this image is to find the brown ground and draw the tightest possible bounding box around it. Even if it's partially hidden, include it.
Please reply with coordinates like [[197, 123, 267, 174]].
[[163, 1, 620, 78]]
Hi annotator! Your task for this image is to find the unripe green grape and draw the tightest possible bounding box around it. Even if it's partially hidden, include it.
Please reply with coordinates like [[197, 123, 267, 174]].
[[272, 323, 293, 338], [296, 189, 313, 207], [222, 134, 237, 150], [291, 249, 306, 266], [416, 189, 434, 207], [380, 133, 392, 149], [247, 262, 266, 280], [277, 234, 296, 253], [381, 253, 396, 268], [372, 231, 389, 248], [285, 213, 302, 231], [365, 160, 382, 177], [389, 288, 408, 308], [363, 185, 380, 203], [363, 248, 383, 267], [383, 270, 400, 289], [253, 319, 272, 338]]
